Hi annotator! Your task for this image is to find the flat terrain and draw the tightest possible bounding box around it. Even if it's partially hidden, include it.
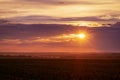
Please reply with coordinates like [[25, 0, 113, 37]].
[[0, 58, 120, 80]]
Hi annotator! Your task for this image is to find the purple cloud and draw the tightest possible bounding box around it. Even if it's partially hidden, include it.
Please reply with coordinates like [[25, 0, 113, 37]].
[[19, 0, 113, 5], [8, 15, 120, 23], [0, 22, 120, 52]]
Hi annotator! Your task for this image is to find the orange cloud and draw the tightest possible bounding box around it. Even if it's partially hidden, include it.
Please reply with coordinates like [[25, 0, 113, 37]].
[[0, 44, 98, 52], [0, 39, 22, 44]]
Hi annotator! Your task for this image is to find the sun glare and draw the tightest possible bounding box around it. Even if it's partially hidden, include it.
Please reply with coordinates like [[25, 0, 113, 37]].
[[77, 33, 86, 39]]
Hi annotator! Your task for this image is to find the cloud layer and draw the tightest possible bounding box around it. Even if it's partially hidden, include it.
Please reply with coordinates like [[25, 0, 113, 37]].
[[0, 0, 120, 24], [0, 23, 120, 52], [6, 15, 120, 25]]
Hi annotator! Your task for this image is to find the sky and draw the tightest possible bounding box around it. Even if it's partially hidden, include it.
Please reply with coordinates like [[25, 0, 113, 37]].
[[0, 0, 120, 26], [0, 0, 120, 52]]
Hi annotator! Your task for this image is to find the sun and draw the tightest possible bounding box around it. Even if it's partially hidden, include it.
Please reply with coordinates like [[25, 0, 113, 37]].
[[77, 33, 86, 39]]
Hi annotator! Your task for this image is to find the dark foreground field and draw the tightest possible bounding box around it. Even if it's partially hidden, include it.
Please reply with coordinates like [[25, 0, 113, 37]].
[[0, 58, 120, 80]]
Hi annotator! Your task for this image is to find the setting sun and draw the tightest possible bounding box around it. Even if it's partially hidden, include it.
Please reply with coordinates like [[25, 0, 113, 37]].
[[77, 33, 86, 39]]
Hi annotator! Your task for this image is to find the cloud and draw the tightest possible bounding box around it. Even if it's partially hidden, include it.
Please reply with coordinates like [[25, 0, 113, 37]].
[[18, 0, 118, 5], [8, 15, 57, 23], [0, 9, 18, 14], [0, 0, 120, 20], [112, 22, 120, 27], [0, 9, 24, 18], [0, 39, 22, 44], [23, 34, 82, 44], [0, 24, 76, 39], [58, 15, 120, 22], [0, 23, 120, 52], [0, 19, 9, 24], [8, 15, 120, 24], [90, 28, 120, 51]]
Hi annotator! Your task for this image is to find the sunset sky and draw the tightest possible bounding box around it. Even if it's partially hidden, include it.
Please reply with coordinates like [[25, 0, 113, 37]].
[[0, 0, 120, 25], [0, 0, 120, 52]]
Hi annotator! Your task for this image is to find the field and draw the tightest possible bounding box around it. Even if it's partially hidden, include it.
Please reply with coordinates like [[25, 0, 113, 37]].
[[0, 57, 120, 80]]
